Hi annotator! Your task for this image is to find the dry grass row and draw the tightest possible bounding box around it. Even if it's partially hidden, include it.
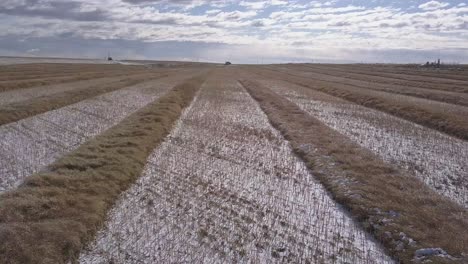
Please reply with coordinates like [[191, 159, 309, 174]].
[[254, 67, 468, 141], [240, 79, 468, 264], [370, 65, 468, 82], [291, 65, 468, 96], [0, 70, 157, 93], [0, 72, 208, 264], [0, 68, 141, 82], [0, 72, 169, 126], [319, 64, 468, 83], [0, 63, 145, 76], [0, 66, 145, 81]]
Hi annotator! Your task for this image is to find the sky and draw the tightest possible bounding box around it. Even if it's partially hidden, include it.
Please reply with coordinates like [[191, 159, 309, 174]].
[[0, 0, 467, 63]]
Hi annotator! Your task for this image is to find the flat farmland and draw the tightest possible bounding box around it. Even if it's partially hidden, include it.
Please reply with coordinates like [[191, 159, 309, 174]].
[[0, 62, 467, 264]]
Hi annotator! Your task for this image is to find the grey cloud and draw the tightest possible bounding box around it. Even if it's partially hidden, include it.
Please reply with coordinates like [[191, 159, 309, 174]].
[[121, 0, 162, 3], [328, 21, 352, 27], [457, 21, 468, 30], [0, 35, 227, 61], [0, 1, 108, 21], [251, 20, 265, 27], [131, 18, 181, 25], [1, 34, 468, 64], [1, 0, 467, 64], [122, 0, 192, 4], [0, 34, 340, 63], [379, 22, 409, 28], [121, 0, 224, 6]]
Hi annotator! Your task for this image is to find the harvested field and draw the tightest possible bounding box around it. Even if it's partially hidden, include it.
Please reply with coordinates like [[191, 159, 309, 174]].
[[240, 78, 468, 263], [0, 63, 466, 264], [294, 64, 468, 92], [255, 78, 468, 207], [0, 63, 149, 92], [0, 72, 171, 126], [0, 70, 208, 263], [0, 69, 202, 192], [252, 66, 468, 140], [315, 64, 468, 83], [0, 57, 117, 65], [279, 65, 468, 105], [0, 76, 145, 106], [80, 71, 392, 263]]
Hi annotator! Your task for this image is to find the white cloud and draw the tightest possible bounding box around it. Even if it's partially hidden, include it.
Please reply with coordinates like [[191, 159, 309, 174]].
[[418, 1, 450, 11], [239, 1, 268, 10], [0, 0, 467, 62], [205, 9, 222, 15], [239, 0, 287, 10]]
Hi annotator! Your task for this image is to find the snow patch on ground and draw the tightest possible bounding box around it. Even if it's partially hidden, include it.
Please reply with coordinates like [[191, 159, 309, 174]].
[[263, 79, 468, 207], [0, 74, 194, 193], [79, 77, 393, 263]]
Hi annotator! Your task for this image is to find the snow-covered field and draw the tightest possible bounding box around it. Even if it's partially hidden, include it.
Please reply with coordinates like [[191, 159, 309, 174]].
[[261, 79, 468, 207], [0, 76, 126, 106], [79, 75, 393, 263], [1, 63, 466, 264], [0, 72, 199, 193]]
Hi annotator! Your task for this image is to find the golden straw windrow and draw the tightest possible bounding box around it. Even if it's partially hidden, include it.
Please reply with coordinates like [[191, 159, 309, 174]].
[[240, 78, 468, 264], [0, 72, 170, 126], [281, 65, 468, 105], [252, 67, 468, 140], [0, 72, 208, 264], [0, 69, 157, 92], [296, 64, 468, 92]]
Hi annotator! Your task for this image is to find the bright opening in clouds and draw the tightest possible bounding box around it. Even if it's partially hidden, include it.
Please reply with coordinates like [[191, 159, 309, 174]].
[[0, 0, 467, 63]]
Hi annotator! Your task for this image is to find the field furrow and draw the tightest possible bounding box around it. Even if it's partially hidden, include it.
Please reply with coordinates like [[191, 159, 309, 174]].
[[0, 66, 149, 92], [256, 78, 468, 207], [269, 66, 468, 106], [0, 71, 199, 193], [314, 64, 468, 83], [0, 66, 144, 80], [240, 78, 468, 263], [0, 62, 144, 78], [1, 62, 466, 264], [0, 72, 172, 126], [80, 71, 392, 264], [0, 70, 152, 93], [251, 67, 468, 140], [283, 65, 468, 104], [0, 76, 139, 106], [0, 72, 207, 263]]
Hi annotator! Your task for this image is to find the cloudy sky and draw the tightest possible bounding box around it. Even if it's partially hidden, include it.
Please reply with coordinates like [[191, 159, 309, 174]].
[[0, 0, 467, 63]]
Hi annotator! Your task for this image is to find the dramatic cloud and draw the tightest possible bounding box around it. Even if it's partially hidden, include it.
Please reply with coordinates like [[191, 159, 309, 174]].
[[0, 0, 467, 63]]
